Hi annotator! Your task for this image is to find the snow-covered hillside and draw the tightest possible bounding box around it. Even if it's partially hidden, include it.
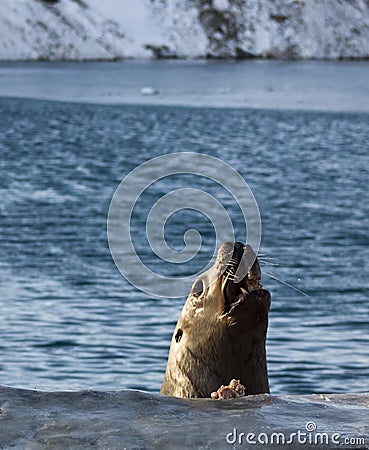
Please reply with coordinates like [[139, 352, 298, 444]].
[[0, 0, 368, 60]]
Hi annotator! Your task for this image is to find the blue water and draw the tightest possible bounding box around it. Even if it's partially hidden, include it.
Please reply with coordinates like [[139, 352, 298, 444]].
[[0, 64, 368, 395]]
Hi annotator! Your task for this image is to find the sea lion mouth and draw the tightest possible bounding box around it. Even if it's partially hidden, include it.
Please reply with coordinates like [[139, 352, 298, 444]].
[[220, 242, 267, 315], [223, 279, 264, 313]]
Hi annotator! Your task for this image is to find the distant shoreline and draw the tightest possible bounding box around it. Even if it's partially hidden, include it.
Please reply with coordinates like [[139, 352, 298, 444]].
[[0, 55, 369, 63]]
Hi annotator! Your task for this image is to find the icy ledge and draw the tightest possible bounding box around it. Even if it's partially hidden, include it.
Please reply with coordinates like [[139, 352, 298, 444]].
[[0, 0, 369, 61], [0, 386, 368, 449]]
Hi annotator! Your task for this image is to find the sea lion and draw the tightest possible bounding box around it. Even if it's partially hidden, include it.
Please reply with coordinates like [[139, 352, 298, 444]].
[[160, 241, 271, 398]]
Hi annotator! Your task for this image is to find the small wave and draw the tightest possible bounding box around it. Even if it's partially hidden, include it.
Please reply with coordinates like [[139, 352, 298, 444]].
[[30, 188, 76, 203], [33, 340, 79, 349]]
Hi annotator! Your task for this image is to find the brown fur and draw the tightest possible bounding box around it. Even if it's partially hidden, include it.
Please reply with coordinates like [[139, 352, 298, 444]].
[[160, 242, 271, 398]]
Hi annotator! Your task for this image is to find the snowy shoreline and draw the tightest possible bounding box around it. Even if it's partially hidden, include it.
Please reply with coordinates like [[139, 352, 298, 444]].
[[1, 55, 369, 63], [1, 0, 368, 62]]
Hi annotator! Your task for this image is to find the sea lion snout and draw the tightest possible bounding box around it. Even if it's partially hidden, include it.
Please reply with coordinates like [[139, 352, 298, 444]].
[[160, 242, 271, 398]]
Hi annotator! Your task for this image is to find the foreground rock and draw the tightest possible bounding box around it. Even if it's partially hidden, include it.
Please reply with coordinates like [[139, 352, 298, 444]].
[[0, 386, 368, 449]]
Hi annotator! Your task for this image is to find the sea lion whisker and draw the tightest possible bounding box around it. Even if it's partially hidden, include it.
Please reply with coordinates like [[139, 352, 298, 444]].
[[223, 272, 231, 283], [258, 256, 281, 261], [223, 270, 236, 281], [224, 272, 236, 280], [263, 270, 310, 298], [258, 252, 280, 258], [228, 257, 240, 264], [259, 261, 283, 267]]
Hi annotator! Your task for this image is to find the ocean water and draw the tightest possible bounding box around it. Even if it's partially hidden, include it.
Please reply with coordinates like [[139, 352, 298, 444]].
[[0, 61, 368, 398], [1, 387, 368, 449]]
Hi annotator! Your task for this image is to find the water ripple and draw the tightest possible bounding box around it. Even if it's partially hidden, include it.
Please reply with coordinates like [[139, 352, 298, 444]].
[[0, 97, 368, 394]]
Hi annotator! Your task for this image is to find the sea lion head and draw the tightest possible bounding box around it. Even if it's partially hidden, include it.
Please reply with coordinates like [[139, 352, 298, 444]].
[[160, 242, 271, 398]]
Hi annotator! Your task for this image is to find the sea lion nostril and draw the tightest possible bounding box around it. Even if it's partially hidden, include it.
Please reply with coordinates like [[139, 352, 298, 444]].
[[234, 241, 245, 252], [175, 329, 183, 343]]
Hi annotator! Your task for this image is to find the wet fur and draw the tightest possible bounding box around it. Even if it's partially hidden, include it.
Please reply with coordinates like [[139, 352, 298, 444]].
[[161, 242, 270, 398]]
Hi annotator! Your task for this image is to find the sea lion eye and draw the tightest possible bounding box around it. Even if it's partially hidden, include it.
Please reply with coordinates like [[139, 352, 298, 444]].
[[175, 329, 183, 343], [192, 279, 204, 297]]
